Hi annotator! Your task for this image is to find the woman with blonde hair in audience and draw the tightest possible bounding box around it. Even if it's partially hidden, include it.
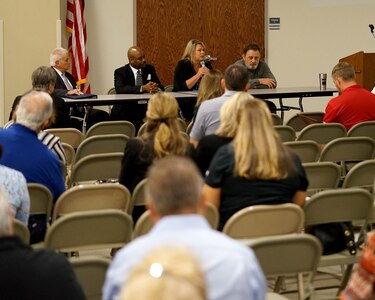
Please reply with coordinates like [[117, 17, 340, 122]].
[[173, 39, 212, 91], [193, 92, 253, 176], [119, 246, 206, 300], [203, 97, 308, 230], [191, 69, 224, 124]]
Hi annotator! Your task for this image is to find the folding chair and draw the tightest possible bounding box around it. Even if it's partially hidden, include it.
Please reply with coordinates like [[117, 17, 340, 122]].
[[85, 120, 136, 138], [223, 203, 304, 239], [296, 123, 347, 145], [129, 178, 148, 215], [347, 120, 375, 141], [303, 188, 373, 292], [27, 183, 53, 224], [13, 219, 30, 244], [45, 128, 84, 149], [271, 113, 283, 125], [70, 255, 111, 300], [286, 112, 325, 132], [284, 140, 321, 163], [245, 234, 322, 300], [52, 183, 131, 222], [75, 134, 128, 163], [274, 125, 296, 142], [204, 202, 219, 230]]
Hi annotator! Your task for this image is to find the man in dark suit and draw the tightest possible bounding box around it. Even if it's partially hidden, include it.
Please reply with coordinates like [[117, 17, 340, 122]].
[[50, 47, 109, 131], [111, 46, 164, 128]]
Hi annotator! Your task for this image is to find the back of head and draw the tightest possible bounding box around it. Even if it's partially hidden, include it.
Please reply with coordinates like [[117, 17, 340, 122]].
[[233, 99, 295, 180], [146, 156, 203, 216], [196, 69, 224, 107], [16, 90, 53, 131], [50, 47, 68, 67], [224, 64, 250, 91], [217, 91, 254, 137], [144, 93, 186, 159], [331, 62, 356, 81], [0, 189, 13, 237], [120, 246, 206, 300], [242, 43, 260, 55], [32, 66, 57, 90], [181, 39, 205, 61]]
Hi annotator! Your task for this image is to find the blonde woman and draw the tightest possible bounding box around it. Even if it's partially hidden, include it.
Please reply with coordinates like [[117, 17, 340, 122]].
[[119, 246, 206, 300], [193, 92, 253, 175], [204, 98, 308, 230], [119, 92, 187, 193], [173, 39, 212, 91]]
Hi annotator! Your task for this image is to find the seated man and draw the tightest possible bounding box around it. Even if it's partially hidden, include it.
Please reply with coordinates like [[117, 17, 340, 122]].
[[111, 46, 164, 129], [324, 62, 375, 130], [0, 190, 85, 300], [103, 156, 266, 300], [0, 91, 65, 202]]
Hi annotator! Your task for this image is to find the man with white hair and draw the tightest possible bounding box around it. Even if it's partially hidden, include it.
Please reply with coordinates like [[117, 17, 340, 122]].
[[0, 91, 65, 202], [103, 156, 266, 300], [0, 189, 85, 299]]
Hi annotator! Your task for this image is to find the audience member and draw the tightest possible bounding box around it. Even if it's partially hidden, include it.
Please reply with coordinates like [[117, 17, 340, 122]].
[[6, 95, 66, 164], [119, 246, 206, 300], [323, 62, 375, 130], [9, 66, 71, 128], [173, 39, 212, 92], [189, 64, 250, 146], [235, 43, 277, 89], [50, 47, 109, 130], [191, 69, 224, 124], [0, 189, 85, 300], [111, 46, 164, 128], [0, 91, 65, 202], [0, 145, 29, 224], [193, 92, 253, 176], [204, 98, 308, 230], [104, 156, 267, 300]]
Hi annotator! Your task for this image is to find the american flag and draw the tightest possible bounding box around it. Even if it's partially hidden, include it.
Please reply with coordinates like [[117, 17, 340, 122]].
[[66, 0, 91, 93]]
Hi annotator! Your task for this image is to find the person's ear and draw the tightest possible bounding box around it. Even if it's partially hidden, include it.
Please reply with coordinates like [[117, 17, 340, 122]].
[[197, 192, 207, 215], [146, 200, 160, 223], [245, 82, 251, 91], [221, 79, 226, 90]]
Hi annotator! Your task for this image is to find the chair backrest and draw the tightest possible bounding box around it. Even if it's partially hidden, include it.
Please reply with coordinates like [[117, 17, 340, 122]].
[[186, 122, 193, 135], [70, 255, 111, 300], [52, 183, 131, 222], [85, 120, 136, 138], [303, 162, 341, 195], [296, 123, 347, 144], [245, 234, 322, 300], [347, 120, 375, 141], [27, 183, 53, 222], [137, 119, 187, 136], [304, 188, 373, 226], [69, 153, 123, 187], [45, 209, 133, 252], [342, 159, 375, 190], [75, 134, 128, 163], [271, 113, 283, 125], [286, 112, 325, 132], [204, 202, 219, 230], [133, 210, 154, 239], [61, 142, 76, 168], [45, 128, 84, 149], [319, 137, 375, 163], [13, 219, 30, 244], [107, 87, 116, 94], [129, 178, 148, 214], [164, 84, 174, 92], [274, 125, 296, 142], [223, 203, 304, 239], [284, 140, 321, 163]]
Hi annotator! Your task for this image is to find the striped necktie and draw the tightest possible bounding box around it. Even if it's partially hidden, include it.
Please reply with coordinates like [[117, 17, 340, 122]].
[[62, 73, 73, 90], [135, 69, 143, 86]]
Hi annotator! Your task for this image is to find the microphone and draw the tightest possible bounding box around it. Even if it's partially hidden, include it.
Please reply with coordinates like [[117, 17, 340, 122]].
[[369, 24, 375, 38], [204, 55, 217, 62], [200, 60, 206, 68]]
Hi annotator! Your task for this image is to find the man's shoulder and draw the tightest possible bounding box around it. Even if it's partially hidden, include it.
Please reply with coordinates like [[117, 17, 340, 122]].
[[114, 64, 129, 74], [199, 94, 228, 111]]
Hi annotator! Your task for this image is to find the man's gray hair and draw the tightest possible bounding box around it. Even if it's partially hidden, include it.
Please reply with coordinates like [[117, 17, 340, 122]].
[[16, 91, 53, 131], [32, 66, 57, 90], [50, 47, 68, 67], [146, 156, 204, 216], [0, 189, 13, 237]]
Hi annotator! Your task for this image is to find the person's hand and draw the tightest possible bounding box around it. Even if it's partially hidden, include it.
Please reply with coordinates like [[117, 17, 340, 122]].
[[259, 78, 276, 88], [143, 82, 159, 94], [197, 66, 209, 78], [66, 88, 84, 95]]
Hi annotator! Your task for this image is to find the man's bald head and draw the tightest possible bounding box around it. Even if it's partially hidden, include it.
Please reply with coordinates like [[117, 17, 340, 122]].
[[127, 46, 146, 69]]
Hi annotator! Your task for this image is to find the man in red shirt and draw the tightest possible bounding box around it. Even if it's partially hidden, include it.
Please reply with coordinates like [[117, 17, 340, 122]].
[[323, 62, 375, 130]]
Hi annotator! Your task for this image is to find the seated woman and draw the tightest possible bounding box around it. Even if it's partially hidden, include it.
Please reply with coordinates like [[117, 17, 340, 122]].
[[193, 92, 253, 176], [173, 39, 212, 92], [119, 93, 188, 220], [203, 96, 308, 230], [191, 69, 223, 125]]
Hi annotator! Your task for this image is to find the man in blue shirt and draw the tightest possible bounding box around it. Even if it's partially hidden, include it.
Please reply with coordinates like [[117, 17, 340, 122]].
[[0, 91, 65, 202], [103, 156, 266, 300]]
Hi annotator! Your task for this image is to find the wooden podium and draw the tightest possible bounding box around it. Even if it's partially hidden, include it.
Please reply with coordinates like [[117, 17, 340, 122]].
[[339, 51, 375, 91]]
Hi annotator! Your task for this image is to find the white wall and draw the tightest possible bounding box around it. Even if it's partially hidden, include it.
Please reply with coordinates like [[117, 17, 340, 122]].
[[267, 0, 375, 121]]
